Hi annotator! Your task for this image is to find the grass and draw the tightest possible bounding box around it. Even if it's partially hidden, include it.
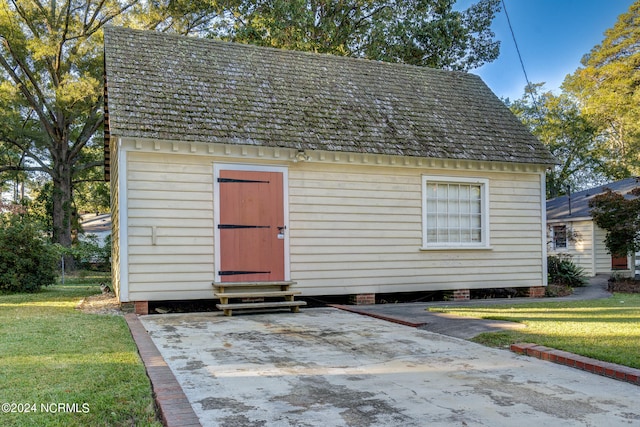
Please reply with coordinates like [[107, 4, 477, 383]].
[[429, 294, 640, 369], [0, 272, 161, 427]]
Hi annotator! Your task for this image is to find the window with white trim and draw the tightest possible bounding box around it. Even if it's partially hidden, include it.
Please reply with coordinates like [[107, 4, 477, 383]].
[[552, 225, 567, 250], [422, 176, 490, 249]]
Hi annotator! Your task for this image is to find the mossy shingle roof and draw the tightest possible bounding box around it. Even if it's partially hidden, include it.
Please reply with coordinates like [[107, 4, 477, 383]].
[[104, 26, 555, 165]]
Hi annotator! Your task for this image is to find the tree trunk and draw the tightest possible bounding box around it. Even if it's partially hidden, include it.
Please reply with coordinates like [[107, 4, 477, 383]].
[[52, 167, 74, 248]]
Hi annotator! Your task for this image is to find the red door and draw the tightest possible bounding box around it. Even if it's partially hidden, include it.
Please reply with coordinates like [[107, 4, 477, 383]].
[[218, 170, 285, 282], [611, 255, 628, 270]]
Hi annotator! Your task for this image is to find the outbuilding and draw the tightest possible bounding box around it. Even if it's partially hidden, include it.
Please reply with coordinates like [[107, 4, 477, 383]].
[[103, 27, 556, 313]]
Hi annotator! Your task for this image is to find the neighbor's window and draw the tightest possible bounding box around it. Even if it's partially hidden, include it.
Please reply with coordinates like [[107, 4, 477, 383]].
[[422, 176, 490, 249], [552, 225, 567, 250]]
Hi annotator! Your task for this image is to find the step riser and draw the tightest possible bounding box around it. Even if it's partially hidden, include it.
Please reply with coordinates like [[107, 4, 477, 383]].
[[213, 281, 297, 288], [214, 291, 301, 299], [212, 281, 304, 316]]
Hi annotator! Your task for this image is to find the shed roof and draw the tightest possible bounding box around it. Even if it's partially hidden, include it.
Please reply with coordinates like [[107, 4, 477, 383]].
[[103, 26, 555, 166], [547, 177, 640, 221]]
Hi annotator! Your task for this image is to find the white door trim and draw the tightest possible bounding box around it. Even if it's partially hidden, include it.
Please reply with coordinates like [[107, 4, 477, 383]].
[[213, 163, 290, 283]]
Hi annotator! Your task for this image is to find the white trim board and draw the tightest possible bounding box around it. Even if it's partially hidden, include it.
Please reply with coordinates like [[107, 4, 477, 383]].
[[212, 163, 290, 283]]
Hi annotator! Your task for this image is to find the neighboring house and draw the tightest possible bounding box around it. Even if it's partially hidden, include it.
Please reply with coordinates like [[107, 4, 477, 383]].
[[103, 27, 556, 313], [547, 177, 640, 277], [79, 213, 111, 247]]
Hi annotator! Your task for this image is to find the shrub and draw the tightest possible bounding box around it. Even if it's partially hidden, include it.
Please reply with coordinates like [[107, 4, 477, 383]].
[[65, 234, 111, 271], [547, 254, 588, 288], [0, 215, 58, 293]]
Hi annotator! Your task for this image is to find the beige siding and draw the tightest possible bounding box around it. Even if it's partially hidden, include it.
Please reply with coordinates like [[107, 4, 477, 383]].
[[571, 221, 596, 276], [548, 220, 595, 276], [547, 220, 631, 277], [121, 146, 546, 301], [594, 225, 613, 274], [110, 141, 121, 299], [288, 163, 544, 295], [126, 152, 215, 301]]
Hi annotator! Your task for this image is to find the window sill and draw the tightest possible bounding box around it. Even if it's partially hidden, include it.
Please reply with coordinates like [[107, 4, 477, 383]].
[[420, 246, 493, 251]]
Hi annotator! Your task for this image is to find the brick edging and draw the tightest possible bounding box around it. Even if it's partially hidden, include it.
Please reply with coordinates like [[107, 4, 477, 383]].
[[124, 313, 202, 427], [511, 343, 639, 386]]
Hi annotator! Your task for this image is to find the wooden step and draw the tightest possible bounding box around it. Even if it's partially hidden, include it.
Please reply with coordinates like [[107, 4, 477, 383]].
[[216, 300, 307, 316], [212, 281, 297, 289], [214, 290, 301, 299]]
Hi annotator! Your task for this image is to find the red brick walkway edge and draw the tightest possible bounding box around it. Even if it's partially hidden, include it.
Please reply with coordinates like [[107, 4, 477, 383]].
[[124, 313, 202, 427], [511, 343, 639, 386]]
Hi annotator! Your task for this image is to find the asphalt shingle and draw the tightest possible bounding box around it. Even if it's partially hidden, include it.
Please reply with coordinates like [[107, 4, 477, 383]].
[[547, 177, 640, 220]]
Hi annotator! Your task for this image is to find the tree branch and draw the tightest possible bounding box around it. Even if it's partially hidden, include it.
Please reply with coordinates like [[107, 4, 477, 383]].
[[69, 99, 104, 160], [0, 126, 52, 175], [0, 165, 48, 173], [73, 160, 103, 173], [72, 177, 105, 185], [0, 44, 57, 142]]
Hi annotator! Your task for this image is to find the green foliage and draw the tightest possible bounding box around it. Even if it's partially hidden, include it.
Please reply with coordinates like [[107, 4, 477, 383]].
[[508, 84, 602, 198], [0, 214, 58, 293], [0, 0, 124, 246], [62, 234, 112, 271], [1, 0, 501, 248], [563, 1, 640, 177], [589, 188, 640, 257], [229, 0, 501, 71], [547, 254, 588, 288]]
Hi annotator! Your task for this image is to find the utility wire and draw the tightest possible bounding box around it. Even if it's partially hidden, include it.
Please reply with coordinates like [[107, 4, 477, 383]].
[[501, 0, 539, 109]]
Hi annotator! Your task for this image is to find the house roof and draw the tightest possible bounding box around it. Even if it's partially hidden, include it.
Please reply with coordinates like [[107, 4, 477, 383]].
[[103, 26, 555, 167], [546, 177, 640, 221]]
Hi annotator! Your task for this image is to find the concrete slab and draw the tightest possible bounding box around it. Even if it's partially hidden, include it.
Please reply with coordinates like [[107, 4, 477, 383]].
[[139, 308, 639, 426], [334, 304, 527, 339]]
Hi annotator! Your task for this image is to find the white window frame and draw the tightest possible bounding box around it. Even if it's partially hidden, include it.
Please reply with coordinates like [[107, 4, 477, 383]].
[[421, 175, 490, 250], [551, 224, 568, 251]]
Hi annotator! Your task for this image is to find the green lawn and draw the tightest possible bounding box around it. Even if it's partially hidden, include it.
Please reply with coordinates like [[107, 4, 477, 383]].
[[429, 294, 640, 369], [0, 273, 161, 427]]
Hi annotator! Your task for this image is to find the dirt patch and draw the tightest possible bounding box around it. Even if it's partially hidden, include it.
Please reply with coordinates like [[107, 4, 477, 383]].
[[608, 279, 640, 293], [76, 292, 123, 315], [545, 283, 574, 297]]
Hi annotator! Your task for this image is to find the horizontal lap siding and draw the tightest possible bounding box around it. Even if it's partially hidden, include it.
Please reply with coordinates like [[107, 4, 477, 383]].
[[123, 150, 545, 300], [289, 164, 545, 295], [110, 143, 121, 299], [126, 152, 215, 301], [548, 220, 603, 276], [568, 221, 594, 276], [594, 225, 612, 274]]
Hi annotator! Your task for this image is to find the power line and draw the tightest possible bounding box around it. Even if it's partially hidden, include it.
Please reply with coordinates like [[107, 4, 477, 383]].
[[501, 0, 538, 107]]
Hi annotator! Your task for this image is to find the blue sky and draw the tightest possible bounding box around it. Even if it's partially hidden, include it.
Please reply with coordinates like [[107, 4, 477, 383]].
[[459, 0, 636, 101]]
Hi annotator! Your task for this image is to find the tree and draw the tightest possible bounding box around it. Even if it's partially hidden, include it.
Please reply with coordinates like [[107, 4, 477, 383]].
[[563, 1, 640, 178], [590, 187, 640, 258], [0, 0, 222, 247], [0, 0, 138, 246], [0, 0, 501, 250], [228, 0, 501, 71], [509, 84, 602, 198], [134, 0, 240, 35]]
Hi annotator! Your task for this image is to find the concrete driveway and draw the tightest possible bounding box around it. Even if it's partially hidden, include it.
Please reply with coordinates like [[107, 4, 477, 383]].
[[140, 308, 639, 426]]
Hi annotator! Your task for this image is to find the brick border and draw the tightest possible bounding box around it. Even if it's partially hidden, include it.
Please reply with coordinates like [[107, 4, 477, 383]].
[[511, 343, 639, 386], [124, 313, 202, 427]]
